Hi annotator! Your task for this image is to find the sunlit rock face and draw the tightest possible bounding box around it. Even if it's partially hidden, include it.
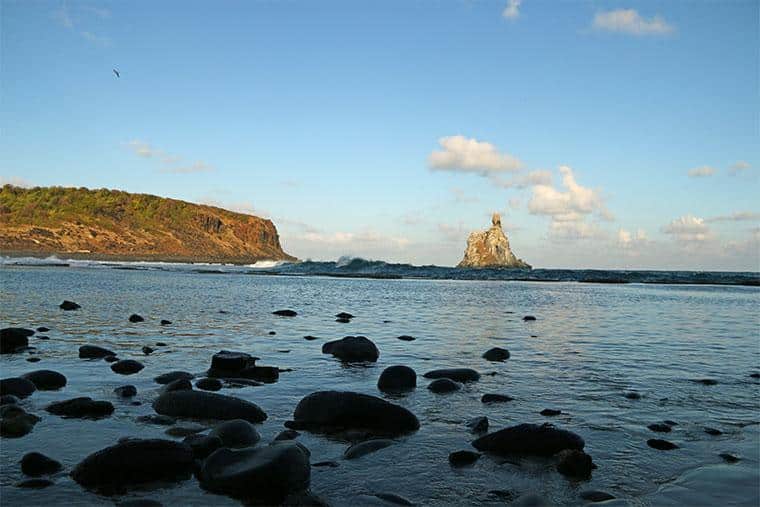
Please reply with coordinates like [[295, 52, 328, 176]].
[[457, 213, 531, 269]]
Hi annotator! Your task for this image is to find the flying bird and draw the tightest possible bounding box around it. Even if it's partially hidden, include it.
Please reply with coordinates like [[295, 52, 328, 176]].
[[113, 69, 120, 78]]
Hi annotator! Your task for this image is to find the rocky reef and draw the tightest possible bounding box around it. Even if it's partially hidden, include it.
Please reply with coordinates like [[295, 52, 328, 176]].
[[457, 213, 530, 269]]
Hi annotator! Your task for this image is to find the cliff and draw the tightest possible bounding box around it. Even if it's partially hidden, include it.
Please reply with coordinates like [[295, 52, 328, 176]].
[[457, 213, 531, 269], [0, 185, 295, 263]]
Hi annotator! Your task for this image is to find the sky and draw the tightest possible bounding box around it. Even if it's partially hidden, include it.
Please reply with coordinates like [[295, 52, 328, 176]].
[[1, 0, 758, 270]]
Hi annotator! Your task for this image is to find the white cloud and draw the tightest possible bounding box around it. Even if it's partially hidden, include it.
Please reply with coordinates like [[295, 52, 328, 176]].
[[294, 230, 410, 250], [705, 211, 760, 223], [127, 139, 215, 174], [729, 160, 751, 175], [493, 169, 553, 189], [428, 135, 523, 175], [687, 166, 716, 178], [662, 215, 712, 243], [528, 165, 611, 222], [618, 227, 648, 247], [0, 176, 33, 188], [549, 221, 607, 240], [502, 0, 521, 20], [53, 3, 110, 45], [593, 9, 674, 36]]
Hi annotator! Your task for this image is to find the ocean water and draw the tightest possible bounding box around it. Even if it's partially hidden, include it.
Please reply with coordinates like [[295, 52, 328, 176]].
[[1, 264, 759, 506]]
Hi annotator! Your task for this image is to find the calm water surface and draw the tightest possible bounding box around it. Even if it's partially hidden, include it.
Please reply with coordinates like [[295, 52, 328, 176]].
[[1, 266, 759, 506]]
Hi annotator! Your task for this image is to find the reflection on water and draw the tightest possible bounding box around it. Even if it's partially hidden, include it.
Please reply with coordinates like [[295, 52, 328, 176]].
[[1, 266, 759, 506]]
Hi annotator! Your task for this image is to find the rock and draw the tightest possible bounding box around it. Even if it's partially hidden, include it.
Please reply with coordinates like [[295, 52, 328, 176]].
[[79, 344, 115, 359], [750, 372, 760, 379], [129, 314, 144, 323], [16, 478, 54, 488], [0, 405, 41, 437], [423, 368, 480, 382], [335, 312, 354, 319], [153, 390, 267, 423], [46, 397, 114, 418], [322, 336, 380, 362], [312, 461, 339, 468], [154, 371, 194, 385], [36, 326, 50, 332], [59, 300, 80, 310], [165, 423, 206, 437], [20, 370, 66, 390], [1, 395, 19, 405], [522, 315, 536, 321], [196, 377, 223, 391], [344, 439, 395, 459], [336, 317, 351, 323], [483, 347, 510, 361], [556, 449, 595, 478], [199, 441, 310, 502], [648, 423, 671, 433], [164, 378, 192, 392], [647, 439, 678, 450], [208, 419, 261, 448], [449, 450, 480, 467], [111, 359, 145, 375], [273, 309, 298, 317], [579, 491, 615, 502], [472, 423, 585, 456], [285, 391, 419, 436], [624, 391, 641, 400], [427, 378, 460, 393], [467, 416, 489, 433], [209, 350, 258, 375], [377, 365, 416, 391], [0, 377, 37, 398], [104, 355, 118, 363], [1, 327, 33, 353], [481, 394, 513, 403], [20, 452, 62, 476], [114, 385, 137, 397], [183, 434, 223, 459], [71, 438, 194, 493], [160, 320, 172, 326], [274, 429, 300, 441], [693, 378, 718, 385], [142, 346, 154, 355], [37, 335, 50, 340], [719, 453, 739, 463], [137, 414, 176, 426], [457, 213, 530, 269], [304, 335, 319, 341], [397, 335, 415, 341], [239, 365, 280, 383], [540, 408, 561, 416], [26, 357, 41, 363], [704, 427, 723, 436], [118, 500, 163, 507], [155, 342, 167, 346]]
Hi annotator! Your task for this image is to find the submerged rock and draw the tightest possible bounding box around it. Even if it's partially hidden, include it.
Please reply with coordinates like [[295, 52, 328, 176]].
[[579, 491, 615, 502], [155, 371, 194, 384], [457, 213, 530, 269], [483, 347, 510, 361], [647, 423, 671, 433], [0, 405, 41, 437], [1, 328, 33, 353], [114, 385, 137, 398], [20, 452, 62, 476], [704, 427, 723, 436], [0, 377, 37, 398], [128, 314, 144, 323], [286, 391, 419, 436], [427, 378, 460, 393], [137, 414, 176, 426], [647, 439, 678, 450], [111, 359, 144, 375], [556, 449, 595, 478], [160, 319, 172, 326], [423, 368, 480, 382], [71, 438, 194, 493], [59, 300, 81, 311], [16, 478, 54, 488], [344, 439, 395, 459], [397, 335, 415, 341], [46, 397, 114, 419], [467, 416, 489, 433], [322, 336, 380, 362], [377, 365, 417, 392], [79, 345, 115, 359], [540, 408, 561, 416], [199, 441, 310, 502], [208, 419, 261, 448], [449, 450, 480, 467], [522, 315, 536, 322], [273, 309, 298, 317], [153, 390, 267, 423], [196, 377, 223, 391], [481, 393, 513, 403], [163, 378, 192, 392], [472, 423, 584, 456], [21, 370, 67, 390]]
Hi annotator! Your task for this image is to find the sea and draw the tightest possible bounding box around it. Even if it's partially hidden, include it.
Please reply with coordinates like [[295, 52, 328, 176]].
[[1, 256, 759, 506]]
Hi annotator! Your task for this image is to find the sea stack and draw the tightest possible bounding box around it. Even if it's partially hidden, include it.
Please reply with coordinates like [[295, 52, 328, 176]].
[[457, 213, 530, 269]]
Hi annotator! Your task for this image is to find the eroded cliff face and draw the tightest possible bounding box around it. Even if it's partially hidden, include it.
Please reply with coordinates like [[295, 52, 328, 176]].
[[457, 213, 531, 269]]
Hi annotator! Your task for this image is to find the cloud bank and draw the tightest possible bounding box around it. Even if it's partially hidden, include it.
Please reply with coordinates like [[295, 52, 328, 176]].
[[593, 9, 674, 36]]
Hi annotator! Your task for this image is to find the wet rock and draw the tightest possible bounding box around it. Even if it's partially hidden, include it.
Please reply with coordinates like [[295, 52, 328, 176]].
[[719, 453, 739, 463], [322, 336, 380, 362], [129, 314, 144, 323], [71, 438, 194, 493], [26, 357, 41, 363], [104, 355, 118, 363], [522, 316, 536, 321], [647, 423, 671, 433], [467, 416, 489, 433], [704, 427, 723, 436], [153, 390, 267, 423], [155, 371, 194, 385], [377, 365, 416, 392], [344, 439, 395, 459], [160, 320, 172, 326], [142, 346, 154, 355], [1, 394, 19, 405], [312, 461, 339, 468], [209, 350, 257, 374], [196, 377, 223, 391], [239, 365, 280, 383], [114, 385, 137, 397], [37, 335, 50, 340], [268, 331, 277, 335], [79, 344, 115, 359], [163, 378, 192, 392], [483, 347, 510, 361], [137, 414, 176, 426], [0, 405, 41, 437], [36, 327, 50, 332], [579, 491, 615, 502], [183, 434, 223, 459], [304, 335, 319, 341], [336, 312, 354, 319], [20, 452, 62, 476], [111, 359, 145, 375], [556, 449, 595, 478], [336, 317, 351, 323], [449, 450, 480, 467], [693, 378, 718, 386], [21, 370, 66, 390], [540, 408, 561, 416], [0, 377, 37, 398], [397, 335, 415, 341], [273, 309, 298, 317], [624, 391, 641, 400], [1, 328, 33, 353], [427, 378, 460, 393], [285, 391, 419, 436], [118, 500, 163, 507], [481, 394, 513, 403], [155, 342, 167, 347], [199, 441, 310, 502], [165, 423, 206, 437], [750, 372, 760, 379], [647, 438, 678, 450], [472, 423, 585, 456], [274, 429, 300, 441], [423, 368, 480, 382], [46, 397, 114, 419], [59, 300, 80, 311], [16, 478, 54, 488], [208, 419, 261, 448]]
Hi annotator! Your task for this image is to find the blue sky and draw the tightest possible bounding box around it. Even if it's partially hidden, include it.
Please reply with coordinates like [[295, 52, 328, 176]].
[[1, 0, 758, 270]]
